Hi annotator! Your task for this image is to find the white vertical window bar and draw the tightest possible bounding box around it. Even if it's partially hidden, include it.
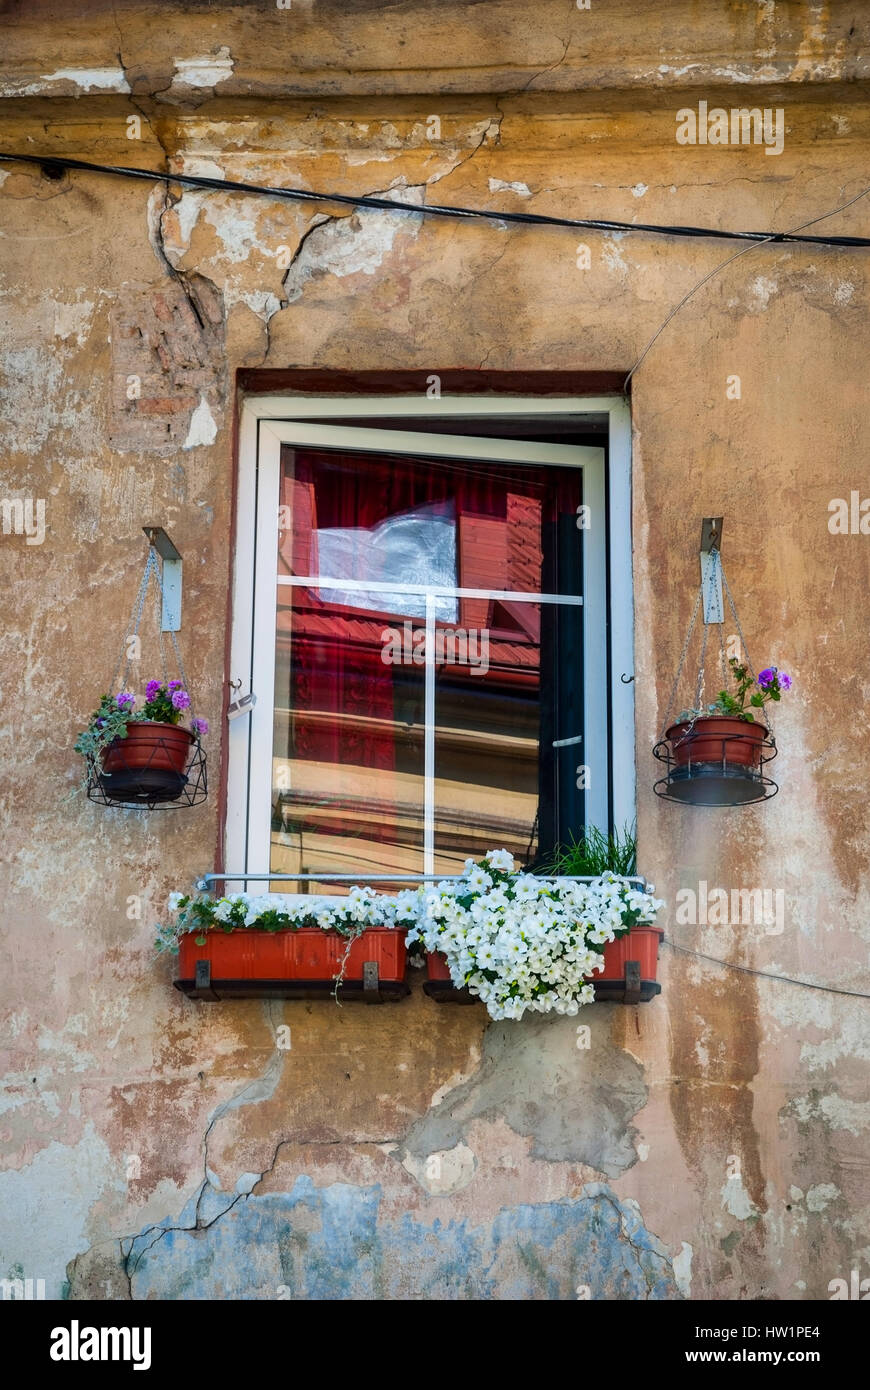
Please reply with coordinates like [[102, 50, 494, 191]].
[[423, 591, 437, 876]]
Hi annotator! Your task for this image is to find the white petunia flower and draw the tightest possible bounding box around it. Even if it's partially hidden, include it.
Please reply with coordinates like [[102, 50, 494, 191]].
[[485, 848, 515, 873]]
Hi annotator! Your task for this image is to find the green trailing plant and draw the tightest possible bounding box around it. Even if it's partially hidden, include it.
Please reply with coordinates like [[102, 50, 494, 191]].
[[676, 658, 792, 725], [546, 823, 638, 879], [73, 692, 138, 768]]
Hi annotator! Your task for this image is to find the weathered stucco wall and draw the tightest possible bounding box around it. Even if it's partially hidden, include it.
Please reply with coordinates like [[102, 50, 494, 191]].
[[1, 1, 868, 1300]]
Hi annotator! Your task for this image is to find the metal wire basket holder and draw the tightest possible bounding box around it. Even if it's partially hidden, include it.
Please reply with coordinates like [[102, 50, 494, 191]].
[[85, 533, 207, 809], [652, 521, 778, 806]]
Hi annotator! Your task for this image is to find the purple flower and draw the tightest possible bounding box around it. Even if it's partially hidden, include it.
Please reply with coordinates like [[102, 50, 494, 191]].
[[192, 717, 209, 737], [116, 692, 136, 709], [145, 679, 162, 701], [757, 668, 776, 689], [779, 673, 792, 690], [171, 689, 191, 711], [168, 680, 183, 691]]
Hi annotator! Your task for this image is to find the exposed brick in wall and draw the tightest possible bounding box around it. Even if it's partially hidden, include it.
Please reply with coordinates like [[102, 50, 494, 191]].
[[109, 280, 223, 451]]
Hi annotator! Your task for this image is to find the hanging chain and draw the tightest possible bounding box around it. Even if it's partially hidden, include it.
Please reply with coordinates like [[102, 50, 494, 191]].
[[149, 550, 196, 721], [721, 562, 771, 733], [112, 548, 158, 694], [694, 619, 710, 713], [696, 546, 721, 713], [703, 550, 729, 690], [153, 562, 168, 686], [661, 547, 771, 741], [109, 543, 197, 722], [718, 612, 728, 689]]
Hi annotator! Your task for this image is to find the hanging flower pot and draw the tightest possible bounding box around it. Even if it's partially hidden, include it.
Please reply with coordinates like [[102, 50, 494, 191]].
[[665, 715, 766, 769], [652, 526, 791, 808], [78, 684, 208, 808], [654, 661, 788, 805], [73, 539, 209, 810]]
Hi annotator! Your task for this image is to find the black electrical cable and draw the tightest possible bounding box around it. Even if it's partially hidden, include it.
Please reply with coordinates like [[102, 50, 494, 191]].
[[1, 150, 869, 249], [664, 940, 870, 1000]]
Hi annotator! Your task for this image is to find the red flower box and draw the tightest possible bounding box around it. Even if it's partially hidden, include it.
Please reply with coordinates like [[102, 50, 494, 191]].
[[422, 949, 477, 1003], [423, 925, 664, 1006], [426, 951, 453, 982], [588, 924, 664, 1003], [175, 927, 409, 1002]]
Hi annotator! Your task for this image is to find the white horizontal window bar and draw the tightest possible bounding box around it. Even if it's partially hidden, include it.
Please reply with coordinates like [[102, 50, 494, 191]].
[[263, 416, 604, 469], [196, 871, 647, 889], [276, 574, 582, 605]]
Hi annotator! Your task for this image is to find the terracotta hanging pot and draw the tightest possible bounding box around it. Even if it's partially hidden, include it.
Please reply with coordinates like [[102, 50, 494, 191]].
[[665, 715, 766, 770], [657, 714, 777, 804], [100, 720, 194, 802]]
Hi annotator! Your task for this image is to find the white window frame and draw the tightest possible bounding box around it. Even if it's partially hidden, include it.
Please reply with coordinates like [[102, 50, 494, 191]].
[[227, 395, 634, 880]]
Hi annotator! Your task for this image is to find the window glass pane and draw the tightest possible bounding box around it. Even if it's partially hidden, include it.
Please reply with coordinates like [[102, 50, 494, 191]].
[[431, 596, 581, 876], [269, 444, 583, 890]]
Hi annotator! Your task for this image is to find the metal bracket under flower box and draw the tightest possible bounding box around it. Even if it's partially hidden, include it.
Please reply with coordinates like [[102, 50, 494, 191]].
[[699, 516, 724, 625], [142, 525, 182, 632], [177, 957, 408, 1004], [591, 962, 662, 1005], [425, 964, 662, 1006]]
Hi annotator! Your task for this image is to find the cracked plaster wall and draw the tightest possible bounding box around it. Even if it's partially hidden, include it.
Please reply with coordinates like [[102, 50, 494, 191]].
[[1, 1, 869, 1302]]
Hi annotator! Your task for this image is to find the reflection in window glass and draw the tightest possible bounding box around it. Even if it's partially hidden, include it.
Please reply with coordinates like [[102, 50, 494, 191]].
[[270, 446, 583, 892]]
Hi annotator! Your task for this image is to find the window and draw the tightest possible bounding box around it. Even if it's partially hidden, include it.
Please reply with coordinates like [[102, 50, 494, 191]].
[[227, 399, 633, 890]]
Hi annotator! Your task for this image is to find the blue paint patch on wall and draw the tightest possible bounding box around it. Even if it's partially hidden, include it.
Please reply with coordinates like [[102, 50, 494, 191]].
[[125, 1177, 680, 1300]]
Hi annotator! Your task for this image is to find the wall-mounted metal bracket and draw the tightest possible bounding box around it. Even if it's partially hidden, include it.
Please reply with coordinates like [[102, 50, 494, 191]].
[[699, 516, 724, 625], [623, 960, 641, 1005], [143, 526, 182, 632], [362, 960, 382, 1003], [193, 959, 219, 1001]]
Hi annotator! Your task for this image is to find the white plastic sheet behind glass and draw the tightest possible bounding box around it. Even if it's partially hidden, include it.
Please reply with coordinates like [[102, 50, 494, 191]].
[[314, 502, 458, 622]]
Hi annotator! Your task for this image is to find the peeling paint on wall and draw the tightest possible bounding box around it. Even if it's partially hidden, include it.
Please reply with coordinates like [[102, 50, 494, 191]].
[[69, 1177, 682, 1301], [399, 1013, 648, 1179]]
